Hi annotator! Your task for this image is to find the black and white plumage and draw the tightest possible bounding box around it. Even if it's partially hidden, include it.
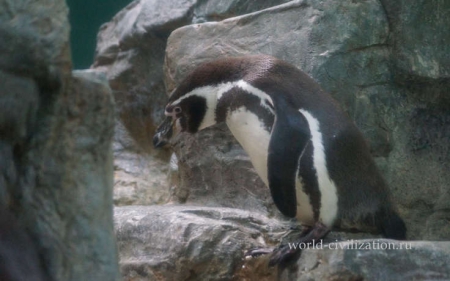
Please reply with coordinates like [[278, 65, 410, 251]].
[[153, 55, 406, 265]]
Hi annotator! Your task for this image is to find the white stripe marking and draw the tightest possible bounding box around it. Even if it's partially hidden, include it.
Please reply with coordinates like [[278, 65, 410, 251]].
[[299, 109, 338, 227], [295, 142, 315, 226], [295, 178, 315, 226], [170, 80, 275, 125], [235, 80, 274, 114], [217, 82, 236, 100]]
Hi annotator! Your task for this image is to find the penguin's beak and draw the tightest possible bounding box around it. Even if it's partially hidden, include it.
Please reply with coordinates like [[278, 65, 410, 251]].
[[153, 117, 174, 148]]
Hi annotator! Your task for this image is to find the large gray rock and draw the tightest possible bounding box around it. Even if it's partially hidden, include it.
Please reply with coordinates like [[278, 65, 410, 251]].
[[164, 0, 450, 240], [0, 1, 120, 279], [381, 0, 450, 81], [115, 205, 450, 281], [60, 71, 119, 280], [0, 0, 72, 75], [0, 209, 46, 281], [115, 205, 289, 281], [172, 124, 279, 217], [278, 240, 450, 281], [92, 0, 291, 206]]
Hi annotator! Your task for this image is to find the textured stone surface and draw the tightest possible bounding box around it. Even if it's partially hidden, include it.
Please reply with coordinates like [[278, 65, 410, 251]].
[[115, 205, 450, 281], [164, 0, 450, 240], [277, 240, 450, 281], [0, 0, 120, 279], [381, 0, 450, 81], [92, 0, 291, 206], [0, 0, 72, 75], [59, 70, 119, 280], [113, 147, 171, 206], [172, 124, 279, 217], [115, 205, 289, 281], [0, 209, 46, 281], [0, 67, 120, 281]]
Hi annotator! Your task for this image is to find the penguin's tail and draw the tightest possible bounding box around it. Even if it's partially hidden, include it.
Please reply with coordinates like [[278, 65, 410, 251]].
[[380, 210, 407, 240]]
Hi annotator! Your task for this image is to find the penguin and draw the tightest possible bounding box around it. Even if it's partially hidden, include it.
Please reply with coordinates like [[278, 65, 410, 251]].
[[153, 55, 406, 266]]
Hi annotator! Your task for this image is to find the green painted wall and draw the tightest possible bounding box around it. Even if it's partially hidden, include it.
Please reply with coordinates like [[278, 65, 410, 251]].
[[67, 0, 132, 69]]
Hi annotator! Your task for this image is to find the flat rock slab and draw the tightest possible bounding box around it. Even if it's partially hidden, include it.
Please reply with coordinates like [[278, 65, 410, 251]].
[[280, 240, 450, 281], [115, 205, 450, 281], [114, 205, 289, 280]]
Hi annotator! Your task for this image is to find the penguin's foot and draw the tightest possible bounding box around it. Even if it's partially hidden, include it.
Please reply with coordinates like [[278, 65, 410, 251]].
[[268, 222, 330, 267]]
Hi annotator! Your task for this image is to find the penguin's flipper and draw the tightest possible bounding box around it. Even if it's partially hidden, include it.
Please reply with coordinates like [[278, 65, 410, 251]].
[[268, 102, 310, 218]]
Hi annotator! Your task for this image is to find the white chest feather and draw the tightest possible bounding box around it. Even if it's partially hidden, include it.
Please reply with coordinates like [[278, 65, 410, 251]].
[[226, 107, 271, 186]]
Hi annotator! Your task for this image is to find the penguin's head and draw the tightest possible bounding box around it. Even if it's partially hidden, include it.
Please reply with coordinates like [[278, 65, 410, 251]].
[[153, 87, 210, 148], [152, 55, 275, 148]]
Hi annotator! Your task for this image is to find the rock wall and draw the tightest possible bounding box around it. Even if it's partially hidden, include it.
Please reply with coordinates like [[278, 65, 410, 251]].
[[92, 0, 450, 280], [0, 0, 119, 280]]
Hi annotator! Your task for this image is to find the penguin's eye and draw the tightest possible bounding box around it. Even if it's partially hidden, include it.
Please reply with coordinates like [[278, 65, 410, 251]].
[[165, 105, 182, 118]]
